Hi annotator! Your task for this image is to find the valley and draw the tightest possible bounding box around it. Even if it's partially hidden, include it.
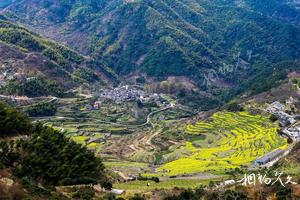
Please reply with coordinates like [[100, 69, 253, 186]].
[[2, 78, 298, 197], [0, 0, 299, 199]]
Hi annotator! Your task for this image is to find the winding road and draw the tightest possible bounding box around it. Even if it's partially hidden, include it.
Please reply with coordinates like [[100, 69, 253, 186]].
[[33, 103, 175, 128]]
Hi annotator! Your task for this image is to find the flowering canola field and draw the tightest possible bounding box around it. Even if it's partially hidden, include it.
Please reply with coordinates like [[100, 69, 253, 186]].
[[158, 112, 287, 176]]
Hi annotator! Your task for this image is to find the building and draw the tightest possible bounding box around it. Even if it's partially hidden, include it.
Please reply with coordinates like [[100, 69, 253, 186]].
[[286, 97, 296, 105], [254, 149, 285, 166], [283, 125, 300, 141], [110, 189, 125, 195], [267, 101, 285, 114]]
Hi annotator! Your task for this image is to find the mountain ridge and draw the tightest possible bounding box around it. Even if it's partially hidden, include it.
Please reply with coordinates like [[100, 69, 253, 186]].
[[0, 17, 118, 97], [2, 0, 299, 91]]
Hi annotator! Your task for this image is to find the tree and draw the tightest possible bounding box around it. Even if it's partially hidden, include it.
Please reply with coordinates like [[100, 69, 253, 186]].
[[16, 125, 109, 187], [129, 194, 146, 200], [26, 102, 57, 117], [72, 187, 95, 200], [0, 102, 32, 137], [225, 102, 244, 112], [269, 114, 279, 122]]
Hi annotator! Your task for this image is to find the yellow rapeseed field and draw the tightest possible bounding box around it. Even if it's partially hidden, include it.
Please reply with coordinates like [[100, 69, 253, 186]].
[[158, 112, 287, 176]]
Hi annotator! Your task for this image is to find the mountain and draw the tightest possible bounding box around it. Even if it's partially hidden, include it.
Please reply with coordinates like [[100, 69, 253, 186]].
[[1, 0, 300, 91], [0, 0, 17, 8], [0, 16, 118, 97], [241, 0, 300, 27]]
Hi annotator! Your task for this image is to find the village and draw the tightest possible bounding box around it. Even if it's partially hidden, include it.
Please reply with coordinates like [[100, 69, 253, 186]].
[[81, 85, 172, 112], [267, 97, 300, 142], [252, 97, 300, 167], [98, 85, 163, 105]]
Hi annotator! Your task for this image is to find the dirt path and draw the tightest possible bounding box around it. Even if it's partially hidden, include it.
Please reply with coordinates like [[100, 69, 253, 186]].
[[145, 129, 161, 147]]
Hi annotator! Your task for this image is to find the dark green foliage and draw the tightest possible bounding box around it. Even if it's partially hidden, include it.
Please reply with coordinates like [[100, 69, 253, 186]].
[[0, 102, 32, 137], [1, 78, 65, 97], [137, 175, 159, 183], [101, 181, 113, 190], [0, 28, 44, 51], [0, 19, 83, 65], [26, 102, 57, 117], [232, 61, 300, 97], [1, 0, 299, 104], [0, 140, 20, 168], [128, 194, 146, 200], [275, 185, 292, 200], [270, 114, 279, 122], [178, 91, 221, 111], [0, 103, 110, 188], [224, 101, 244, 112], [164, 188, 205, 200], [21, 177, 52, 196], [136, 76, 146, 84], [163, 186, 250, 200], [102, 193, 119, 200], [72, 186, 95, 200], [0, 1, 10, 8], [4, 0, 300, 89], [15, 125, 106, 186], [243, 0, 300, 27], [73, 68, 100, 82], [0, 18, 116, 89]]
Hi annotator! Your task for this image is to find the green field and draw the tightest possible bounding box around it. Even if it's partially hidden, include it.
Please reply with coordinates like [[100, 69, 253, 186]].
[[115, 179, 216, 192], [157, 112, 287, 176]]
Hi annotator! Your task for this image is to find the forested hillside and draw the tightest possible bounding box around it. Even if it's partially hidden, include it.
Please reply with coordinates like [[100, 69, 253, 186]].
[[0, 17, 118, 97], [0, 101, 111, 198], [0, 0, 16, 8], [2, 0, 300, 91], [242, 0, 300, 27]]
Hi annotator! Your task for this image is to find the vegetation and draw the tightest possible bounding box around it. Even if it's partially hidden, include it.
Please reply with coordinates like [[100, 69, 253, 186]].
[[0, 101, 32, 137], [26, 102, 57, 117], [4, 0, 300, 94], [230, 61, 300, 97], [1, 1, 299, 199], [163, 187, 249, 200], [1, 77, 65, 97], [72, 186, 95, 200], [0, 1, 14, 8], [158, 111, 287, 176], [0, 101, 111, 190], [224, 101, 244, 112], [115, 179, 212, 191], [0, 18, 117, 91]]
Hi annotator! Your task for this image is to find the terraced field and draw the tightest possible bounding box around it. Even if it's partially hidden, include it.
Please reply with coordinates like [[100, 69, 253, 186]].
[[157, 112, 287, 176]]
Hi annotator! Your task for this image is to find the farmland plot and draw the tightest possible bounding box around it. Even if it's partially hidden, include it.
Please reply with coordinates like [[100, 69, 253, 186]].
[[158, 112, 287, 176]]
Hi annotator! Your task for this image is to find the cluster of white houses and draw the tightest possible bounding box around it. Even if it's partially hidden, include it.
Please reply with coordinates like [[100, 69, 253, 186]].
[[267, 99, 300, 141], [254, 98, 299, 166], [98, 85, 163, 105]]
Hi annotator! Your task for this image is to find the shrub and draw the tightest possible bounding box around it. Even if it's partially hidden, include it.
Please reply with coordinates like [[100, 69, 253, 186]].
[[26, 102, 57, 117], [225, 102, 244, 112], [72, 187, 95, 200]]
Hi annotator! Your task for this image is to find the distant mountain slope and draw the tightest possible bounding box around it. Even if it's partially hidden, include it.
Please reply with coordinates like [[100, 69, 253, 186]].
[[242, 0, 300, 27], [0, 0, 17, 8], [0, 17, 118, 97], [1, 0, 300, 90]]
